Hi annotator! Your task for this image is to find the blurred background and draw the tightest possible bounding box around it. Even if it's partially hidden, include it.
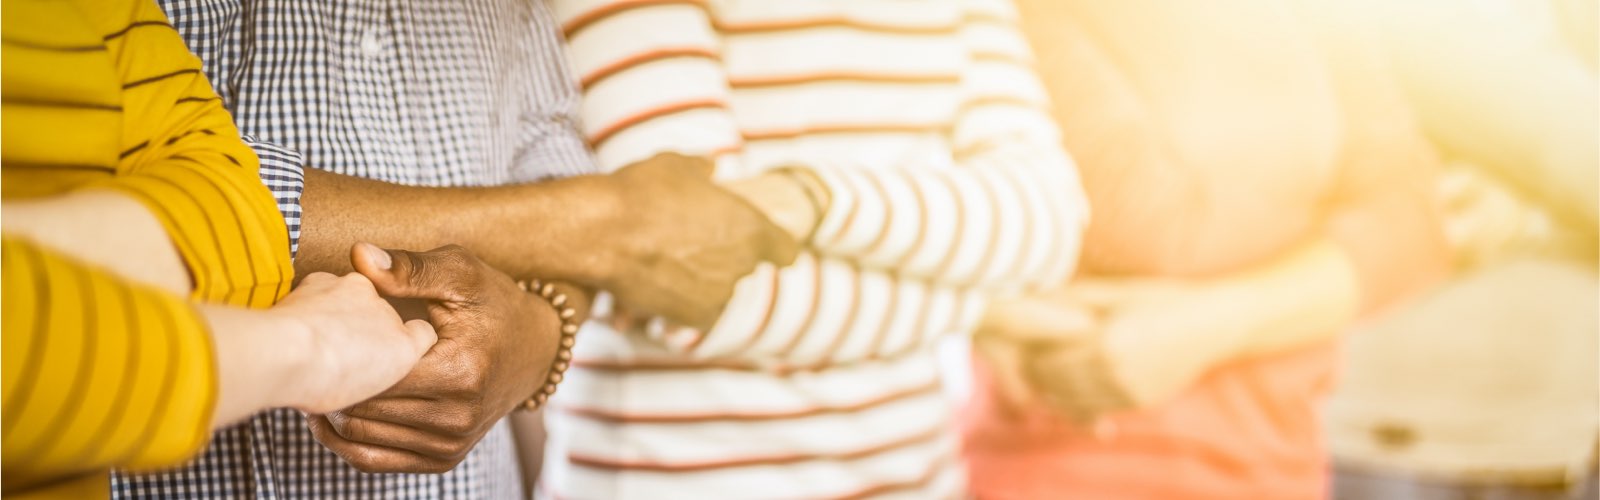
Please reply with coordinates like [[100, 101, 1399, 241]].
[[950, 0, 1598, 498]]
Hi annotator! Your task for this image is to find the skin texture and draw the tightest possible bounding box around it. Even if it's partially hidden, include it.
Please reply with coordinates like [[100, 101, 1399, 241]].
[[9, 152, 798, 474], [207, 268, 437, 427], [307, 243, 596, 473], [976, 0, 1449, 422], [296, 153, 798, 329]]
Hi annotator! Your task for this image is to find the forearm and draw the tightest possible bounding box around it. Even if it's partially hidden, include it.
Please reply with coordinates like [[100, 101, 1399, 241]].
[[1203, 238, 1362, 360], [1, 191, 190, 295], [295, 168, 620, 286]]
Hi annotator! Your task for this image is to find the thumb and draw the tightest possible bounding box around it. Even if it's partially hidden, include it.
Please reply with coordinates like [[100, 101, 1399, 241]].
[[351, 242, 470, 302], [402, 318, 439, 357]]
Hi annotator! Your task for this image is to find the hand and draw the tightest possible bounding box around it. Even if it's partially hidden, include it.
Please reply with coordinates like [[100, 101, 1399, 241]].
[[595, 153, 800, 330], [978, 278, 1240, 422], [269, 271, 438, 414], [306, 243, 564, 473]]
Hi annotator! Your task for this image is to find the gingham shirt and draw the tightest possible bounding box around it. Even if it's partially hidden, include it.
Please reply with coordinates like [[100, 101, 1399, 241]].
[[112, 0, 595, 498]]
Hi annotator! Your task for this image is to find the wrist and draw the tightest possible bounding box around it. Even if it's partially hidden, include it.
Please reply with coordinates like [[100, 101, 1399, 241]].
[[201, 305, 315, 425], [260, 310, 319, 410]]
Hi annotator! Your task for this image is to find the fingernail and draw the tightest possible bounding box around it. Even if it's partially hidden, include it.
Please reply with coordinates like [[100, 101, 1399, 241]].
[[361, 242, 392, 270]]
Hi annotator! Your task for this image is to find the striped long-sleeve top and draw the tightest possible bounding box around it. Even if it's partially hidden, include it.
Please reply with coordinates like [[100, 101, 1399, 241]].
[[543, 0, 1088, 498], [1, 0, 294, 496]]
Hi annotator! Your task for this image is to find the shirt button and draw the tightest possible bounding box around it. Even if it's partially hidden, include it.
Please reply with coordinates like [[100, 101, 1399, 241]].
[[360, 30, 382, 58]]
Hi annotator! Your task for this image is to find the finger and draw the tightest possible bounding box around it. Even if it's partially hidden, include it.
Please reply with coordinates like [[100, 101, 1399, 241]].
[[340, 396, 483, 437], [977, 298, 1100, 342], [403, 319, 439, 356], [324, 412, 463, 460], [351, 242, 474, 302], [307, 414, 461, 474]]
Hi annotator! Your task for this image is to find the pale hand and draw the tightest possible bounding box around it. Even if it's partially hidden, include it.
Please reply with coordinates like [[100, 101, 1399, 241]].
[[595, 153, 799, 330], [977, 278, 1241, 422], [271, 271, 438, 414]]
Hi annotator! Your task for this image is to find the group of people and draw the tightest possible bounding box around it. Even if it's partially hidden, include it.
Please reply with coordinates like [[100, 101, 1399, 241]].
[[3, 0, 1592, 499]]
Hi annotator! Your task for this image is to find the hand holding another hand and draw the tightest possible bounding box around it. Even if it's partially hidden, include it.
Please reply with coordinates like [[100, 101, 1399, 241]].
[[976, 278, 1242, 423], [307, 243, 569, 474], [595, 153, 799, 331]]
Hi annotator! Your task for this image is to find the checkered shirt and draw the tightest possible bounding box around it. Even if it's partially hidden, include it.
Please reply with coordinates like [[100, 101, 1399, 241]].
[[111, 0, 596, 498]]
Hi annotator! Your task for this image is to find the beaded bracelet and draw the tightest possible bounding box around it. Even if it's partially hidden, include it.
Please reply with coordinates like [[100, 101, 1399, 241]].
[[516, 278, 580, 411]]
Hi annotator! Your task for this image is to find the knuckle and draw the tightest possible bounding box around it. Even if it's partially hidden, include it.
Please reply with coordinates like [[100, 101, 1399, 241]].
[[302, 271, 336, 284]]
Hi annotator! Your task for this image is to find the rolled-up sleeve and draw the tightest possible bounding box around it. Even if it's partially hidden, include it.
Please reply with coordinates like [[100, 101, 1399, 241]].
[[243, 135, 306, 258], [87, 0, 294, 308]]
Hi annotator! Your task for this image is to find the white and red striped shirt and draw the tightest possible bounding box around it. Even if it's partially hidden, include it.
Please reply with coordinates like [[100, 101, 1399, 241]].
[[544, 0, 1088, 498]]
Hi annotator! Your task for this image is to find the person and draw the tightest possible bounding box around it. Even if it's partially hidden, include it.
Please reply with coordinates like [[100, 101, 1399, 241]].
[[112, 0, 797, 498], [538, 0, 1089, 497], [962, 0, 1449, 498], [0, 0, 431, 496]]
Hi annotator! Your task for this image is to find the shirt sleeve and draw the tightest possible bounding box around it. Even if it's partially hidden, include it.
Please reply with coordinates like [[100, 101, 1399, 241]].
[[648, 252, 989, 366], [83, 0, 294, 308], [1, 236, 217, 488], [800, 0, 1088, 294], [556, 0, 1088, 296], [242, 135, 307, 259]]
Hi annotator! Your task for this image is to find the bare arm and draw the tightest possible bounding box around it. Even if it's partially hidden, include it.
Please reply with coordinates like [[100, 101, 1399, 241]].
[[2, 191, 190, 295], [294, 167, 620, 284]]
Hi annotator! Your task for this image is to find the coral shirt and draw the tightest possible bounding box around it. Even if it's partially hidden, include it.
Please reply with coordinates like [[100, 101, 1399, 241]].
[[963, 342, 1337, 500]]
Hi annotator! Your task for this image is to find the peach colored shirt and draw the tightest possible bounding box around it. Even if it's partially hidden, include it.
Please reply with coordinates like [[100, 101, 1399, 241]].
[[964, 342, 1336, 500]]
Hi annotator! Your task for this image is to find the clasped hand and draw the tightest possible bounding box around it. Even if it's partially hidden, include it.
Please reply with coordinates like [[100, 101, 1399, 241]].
[[305, 243, 571, 473], [975, 278, 1240, 423]]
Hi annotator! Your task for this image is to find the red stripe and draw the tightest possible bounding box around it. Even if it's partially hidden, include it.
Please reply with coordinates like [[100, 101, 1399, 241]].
[[572, 357, 761, 372], [589, 98, 728, 149], [959, 95, 1049, 117], [729, 71, 960, 88], [707, 143, 744, 158], [829, 453, 954, 500], [812, 263, 863, 363], [965, 171, 1006, 282], [903, 173, 934, 268], [716, 16, 958, 35], [715, 265, 782, 355], [873, 284, 936, 361], [927, 171, 969, 279], [823, 171, 864, 247], [962, 10, 1016, 28], [991, 165, 1041, 282], [776, 258, 828, 357], [970, 50, 1032, 67], [562, 0, 709, 38], [560, 380, 940, 424], [855, 170, 896, 255], [566, 423, 945, 472], [581, 47, 721, 89], [863, 273, 900, 356], [742, 122, 943, 142]]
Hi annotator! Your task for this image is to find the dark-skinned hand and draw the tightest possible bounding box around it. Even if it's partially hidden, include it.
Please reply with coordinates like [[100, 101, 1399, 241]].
[[306, 243, 574, 473], [595, 153, 799, 330]]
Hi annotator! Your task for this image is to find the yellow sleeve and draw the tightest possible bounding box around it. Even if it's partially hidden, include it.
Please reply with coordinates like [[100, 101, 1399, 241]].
[[0, 236, 217, 492], [82, 0, 294, 308]]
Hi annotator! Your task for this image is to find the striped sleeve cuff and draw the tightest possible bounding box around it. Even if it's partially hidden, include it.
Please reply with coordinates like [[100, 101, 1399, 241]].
[[243, 136, 306, 259], [1, 236, 216, 477], [88, 155, 295, 308]]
